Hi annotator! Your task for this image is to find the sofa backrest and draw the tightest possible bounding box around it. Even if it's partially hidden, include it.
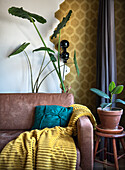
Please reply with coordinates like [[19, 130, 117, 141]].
[[0, 93, 74, 130]]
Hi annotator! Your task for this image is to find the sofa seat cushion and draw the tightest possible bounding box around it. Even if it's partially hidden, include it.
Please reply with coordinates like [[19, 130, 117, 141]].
[[0, 130, 24, 152]]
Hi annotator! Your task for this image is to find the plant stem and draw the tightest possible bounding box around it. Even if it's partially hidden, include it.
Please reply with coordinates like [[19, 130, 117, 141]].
[[63, 64, 65, 81], [110, 93, 113, 110], [39, 60, 51, 75], [58, 30, 61, 77], [30, 18, 46, 47], [30, 17, 66, 93], [35, 60, 51, 92], [33, 51, 46, 92], [24, 51, 34, 93], [36, 65, 64, 92], [36, 69, 55, 93]]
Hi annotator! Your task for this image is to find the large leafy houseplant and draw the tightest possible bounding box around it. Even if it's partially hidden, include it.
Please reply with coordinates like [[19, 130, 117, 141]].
[[90, 81, 125, 129], [8, 7, 79, 93]]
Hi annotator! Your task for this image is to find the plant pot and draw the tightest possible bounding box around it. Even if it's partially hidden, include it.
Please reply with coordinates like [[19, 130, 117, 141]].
[[97, 107, 123, 130]]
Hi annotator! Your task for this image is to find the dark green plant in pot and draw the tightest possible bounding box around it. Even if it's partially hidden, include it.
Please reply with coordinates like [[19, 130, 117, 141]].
[[90, 81, 125, 110], [8, 7, 79, 93]]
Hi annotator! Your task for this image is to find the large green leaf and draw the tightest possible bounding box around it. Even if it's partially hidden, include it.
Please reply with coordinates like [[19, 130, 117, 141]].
[[115, 99, 125, 105], [33, 47, 55, 53], [100, 103, 112, 109], [73, 50, 79, 76], [109, 81, 116, 92], [112, 85, 124, 94], [8, 42, 30, 57], [90, 88, 110, 99], [51, 10, 72, 39], [49, 53, 57, 62], [8, 7, 46, 24]]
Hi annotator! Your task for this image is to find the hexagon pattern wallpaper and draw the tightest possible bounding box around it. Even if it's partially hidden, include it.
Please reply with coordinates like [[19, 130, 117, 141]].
[[115, 0, 125, 126], [51, 0, 98, 114], [51, 0, 125, 124]]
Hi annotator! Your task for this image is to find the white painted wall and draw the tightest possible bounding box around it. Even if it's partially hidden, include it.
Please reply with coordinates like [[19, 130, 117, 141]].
[[0, 0, 65, 93]]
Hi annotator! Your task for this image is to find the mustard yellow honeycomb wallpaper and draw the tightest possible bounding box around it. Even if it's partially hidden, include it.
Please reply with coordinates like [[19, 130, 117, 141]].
[[51, 0, 125, 122], [51, 0, 98, 114], [115, 0, 125, 127]]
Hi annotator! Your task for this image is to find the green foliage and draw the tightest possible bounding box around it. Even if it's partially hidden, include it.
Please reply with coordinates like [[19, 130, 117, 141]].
[[33, 47, 55, 53], [49, 53, 57, 62], [8, 7, 46, 24], [73, 50, 79, 76], [109, 81, 116, 92], [90, 81, 125, 110], [100, 103, 112, 109], [8, 7, 79, 93], [115, 99, 125, 105], [8, 43, 30, 57], [112, 85, 124, 94], [90, 88, 110, 99], [51, 10, 72, 39]]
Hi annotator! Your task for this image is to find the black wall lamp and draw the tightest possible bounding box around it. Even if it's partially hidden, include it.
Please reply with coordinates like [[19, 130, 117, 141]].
[[60, 40, 69, 63], [60, 40, 69, 80]]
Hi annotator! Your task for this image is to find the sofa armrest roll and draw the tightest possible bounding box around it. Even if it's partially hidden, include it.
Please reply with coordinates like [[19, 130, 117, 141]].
[[77, 116, 93, 170]]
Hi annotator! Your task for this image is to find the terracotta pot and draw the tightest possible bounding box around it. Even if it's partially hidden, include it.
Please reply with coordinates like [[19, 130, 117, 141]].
[[97, 107, 123, 130]]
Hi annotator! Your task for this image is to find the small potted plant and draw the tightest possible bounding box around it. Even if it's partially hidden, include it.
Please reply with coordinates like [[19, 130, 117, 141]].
[[90, 81, 125, 130]]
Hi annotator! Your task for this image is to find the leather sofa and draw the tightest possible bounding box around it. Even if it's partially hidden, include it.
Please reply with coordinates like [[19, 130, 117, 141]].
[[0, 93, 93, 170]]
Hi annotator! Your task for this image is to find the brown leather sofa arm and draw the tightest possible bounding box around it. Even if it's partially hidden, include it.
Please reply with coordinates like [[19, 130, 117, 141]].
[[77, 116, 93, 170]]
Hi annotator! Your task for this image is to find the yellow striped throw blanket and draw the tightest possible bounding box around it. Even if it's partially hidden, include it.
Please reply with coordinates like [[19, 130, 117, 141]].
[[0, 104, 96, 170]]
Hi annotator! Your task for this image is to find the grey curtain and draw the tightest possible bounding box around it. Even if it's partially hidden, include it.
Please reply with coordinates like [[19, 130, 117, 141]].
[[96, 0, 117, 162], [97, 0, 117, 108]]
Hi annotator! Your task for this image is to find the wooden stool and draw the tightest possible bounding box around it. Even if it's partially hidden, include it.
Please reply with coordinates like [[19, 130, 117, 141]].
[[94, 131, 125, 170]]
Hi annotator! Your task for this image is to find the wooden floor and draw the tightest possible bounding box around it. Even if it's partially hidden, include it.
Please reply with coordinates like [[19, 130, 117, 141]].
[[94, 157, 125, 170], [94, 136, 125, 170]]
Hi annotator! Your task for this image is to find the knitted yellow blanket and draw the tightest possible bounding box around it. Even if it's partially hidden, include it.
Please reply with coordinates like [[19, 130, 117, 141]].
[[0, 104, 96, 170]]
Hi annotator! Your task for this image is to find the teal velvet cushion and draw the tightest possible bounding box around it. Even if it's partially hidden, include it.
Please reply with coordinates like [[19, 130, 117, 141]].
[[31, 105, 73, 130]]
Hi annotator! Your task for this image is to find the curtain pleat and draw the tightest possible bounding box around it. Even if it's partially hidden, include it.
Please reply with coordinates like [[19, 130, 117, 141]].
[[97, 0, 117, 105], [96, 0, 117, 162]]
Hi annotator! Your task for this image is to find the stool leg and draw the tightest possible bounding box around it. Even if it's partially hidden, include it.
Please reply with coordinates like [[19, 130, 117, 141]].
[[104, 137, 107, 160], [103, 137, 107, 169], [112, 138, 119, 170], [120, 138, 125, 153], [94, 136, 100, 159]]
